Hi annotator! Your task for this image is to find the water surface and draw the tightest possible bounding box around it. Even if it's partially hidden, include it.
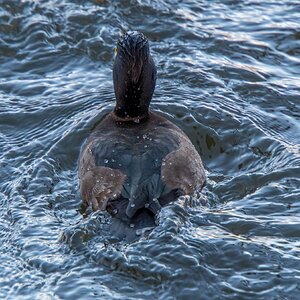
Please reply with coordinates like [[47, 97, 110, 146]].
[[0, 0, 300, 299]]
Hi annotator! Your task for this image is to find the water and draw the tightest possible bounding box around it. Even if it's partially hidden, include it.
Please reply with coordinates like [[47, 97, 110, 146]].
[[0, 0, 299, 299]]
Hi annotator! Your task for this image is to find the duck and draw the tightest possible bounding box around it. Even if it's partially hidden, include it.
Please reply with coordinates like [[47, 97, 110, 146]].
[[78, 31, 206, 241]]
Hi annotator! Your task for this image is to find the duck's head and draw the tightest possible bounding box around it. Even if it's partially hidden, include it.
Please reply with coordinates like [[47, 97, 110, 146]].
[[113, 31, 157, 121]]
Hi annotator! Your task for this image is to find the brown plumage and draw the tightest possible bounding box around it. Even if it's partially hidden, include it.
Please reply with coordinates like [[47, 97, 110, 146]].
[[78, 31, 206, 240]]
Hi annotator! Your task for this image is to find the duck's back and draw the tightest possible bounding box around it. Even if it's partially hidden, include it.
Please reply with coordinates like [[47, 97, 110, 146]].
[[79, 111, 205, 239]]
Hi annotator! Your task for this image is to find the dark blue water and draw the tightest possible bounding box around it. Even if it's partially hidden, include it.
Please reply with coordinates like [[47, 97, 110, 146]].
[[0, 0, 300, 299]]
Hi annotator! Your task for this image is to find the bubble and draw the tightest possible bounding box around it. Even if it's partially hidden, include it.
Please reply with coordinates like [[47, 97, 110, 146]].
[[130, 223, 135, 228], [130, 203, 135, 208], [104, 159, 109, 164]]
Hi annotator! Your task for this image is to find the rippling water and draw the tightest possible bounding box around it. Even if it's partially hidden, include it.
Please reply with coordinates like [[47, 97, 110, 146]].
[[1, 0, 300, 299]]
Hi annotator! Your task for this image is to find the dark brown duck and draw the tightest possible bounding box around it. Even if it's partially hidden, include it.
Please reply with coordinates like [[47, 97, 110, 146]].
[[79, 31, 206, 240]]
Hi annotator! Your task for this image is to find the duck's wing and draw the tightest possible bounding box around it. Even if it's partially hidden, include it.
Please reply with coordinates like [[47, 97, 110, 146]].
[[79, 140, 127, 210], [161, 134, 206, 195]]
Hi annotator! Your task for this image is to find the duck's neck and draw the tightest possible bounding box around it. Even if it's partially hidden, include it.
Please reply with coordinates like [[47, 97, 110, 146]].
[[113, 85, 150, 122], [112, 109, 149, 124], [113, 104, 149, 120]]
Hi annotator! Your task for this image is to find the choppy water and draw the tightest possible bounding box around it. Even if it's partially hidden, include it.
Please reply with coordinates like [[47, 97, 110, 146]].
[[1, 0, 300, 299]]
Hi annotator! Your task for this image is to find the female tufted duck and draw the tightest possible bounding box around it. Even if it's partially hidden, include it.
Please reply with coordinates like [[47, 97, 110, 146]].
[[79, 31, 205, 240]]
